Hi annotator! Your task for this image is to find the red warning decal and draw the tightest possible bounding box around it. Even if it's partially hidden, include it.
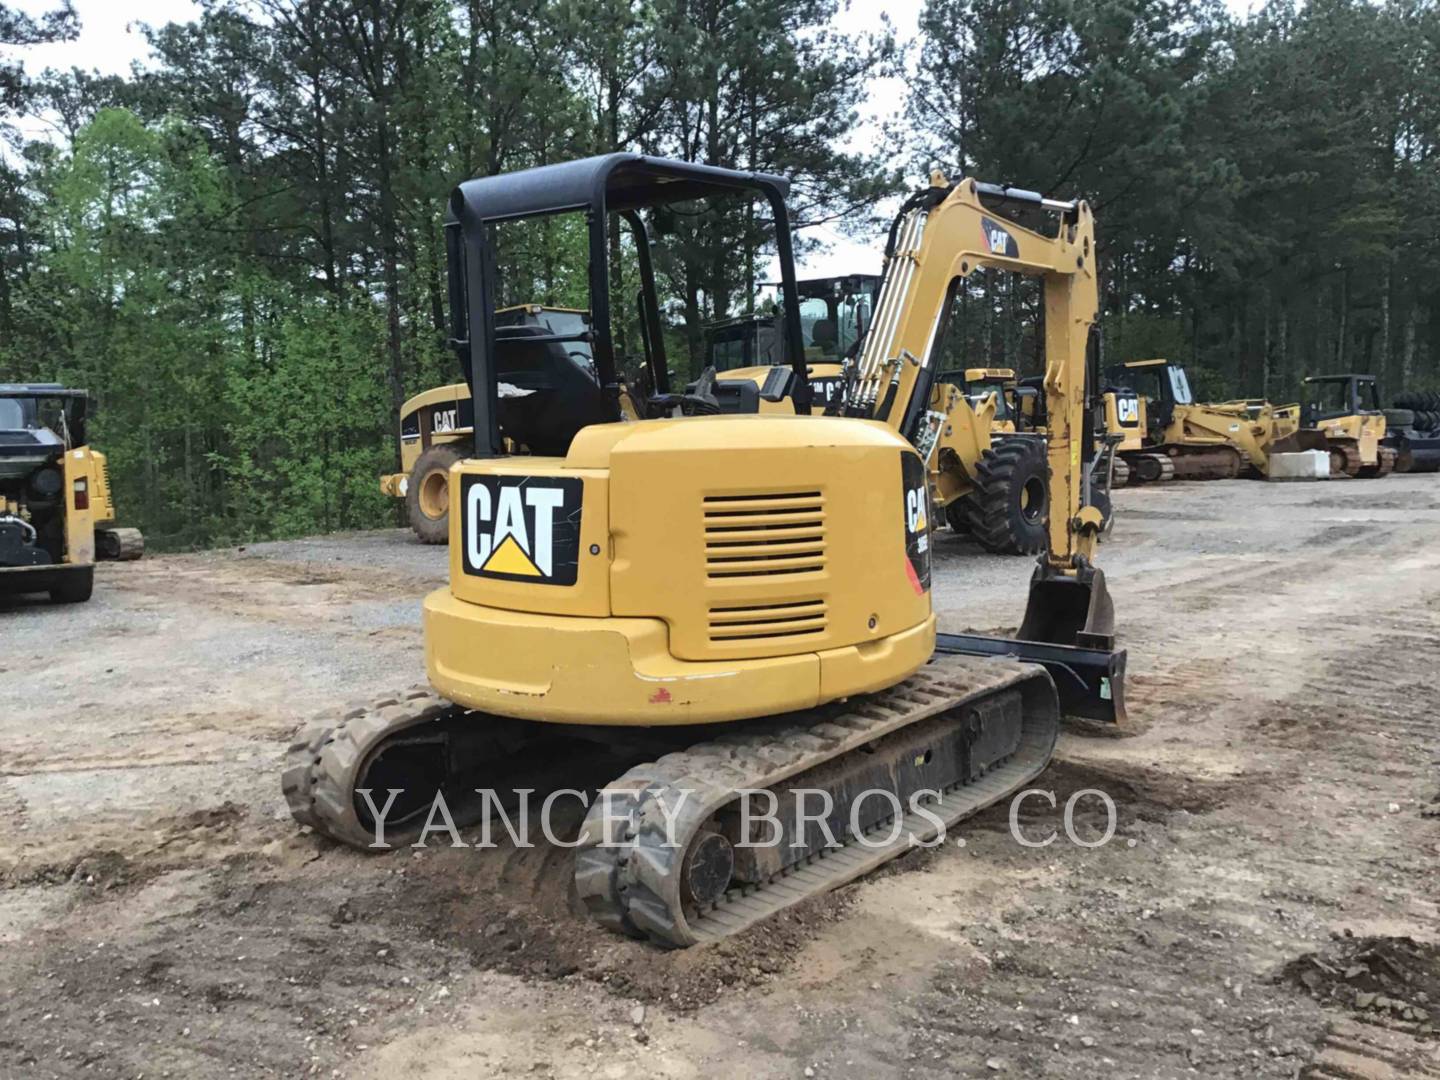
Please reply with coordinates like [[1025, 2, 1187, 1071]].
[[649, 687, 673, 704]]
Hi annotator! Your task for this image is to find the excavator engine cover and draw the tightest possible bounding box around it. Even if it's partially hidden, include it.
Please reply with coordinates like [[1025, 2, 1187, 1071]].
[[423, 414, 938, 726]]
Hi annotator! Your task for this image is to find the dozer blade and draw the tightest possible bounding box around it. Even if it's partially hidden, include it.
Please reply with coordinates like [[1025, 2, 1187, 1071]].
[[937, 562, 1126, 725], [934, 632, 1125, 725]]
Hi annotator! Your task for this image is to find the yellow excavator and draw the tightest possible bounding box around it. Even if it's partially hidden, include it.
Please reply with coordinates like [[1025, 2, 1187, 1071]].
[[283, 156, 1125, 948]]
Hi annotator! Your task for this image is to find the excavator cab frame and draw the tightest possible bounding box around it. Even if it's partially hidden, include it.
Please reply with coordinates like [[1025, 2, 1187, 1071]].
[[446, 153, 814, 456]]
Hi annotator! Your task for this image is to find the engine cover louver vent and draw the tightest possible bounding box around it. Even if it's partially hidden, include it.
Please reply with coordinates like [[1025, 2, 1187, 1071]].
[[701, 490, 826, 580]]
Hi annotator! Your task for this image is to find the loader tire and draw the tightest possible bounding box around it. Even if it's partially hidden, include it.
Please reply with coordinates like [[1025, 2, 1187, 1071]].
[[962, 436, 1048, 556], [1383, 409, 1415, 430], [944, 499, 971, 534], [406, 444, 465, 544], [50, 567, 93, 604]]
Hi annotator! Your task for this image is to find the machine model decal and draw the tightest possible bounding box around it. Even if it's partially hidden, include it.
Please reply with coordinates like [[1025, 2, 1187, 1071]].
[[461, 474, 583, 585], [810, 375, 844, 409], [901, 452, 931, 594], [401, 396, 475, 441], [981, 216, 1020, 259]]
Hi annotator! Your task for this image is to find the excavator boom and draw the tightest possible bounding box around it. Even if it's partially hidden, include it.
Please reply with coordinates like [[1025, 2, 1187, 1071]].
[[838, 175, 1118, 670]]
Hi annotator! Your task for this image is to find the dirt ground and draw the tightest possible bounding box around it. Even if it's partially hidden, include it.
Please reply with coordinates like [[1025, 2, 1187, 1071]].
[[2, 475, 1439, 1079]]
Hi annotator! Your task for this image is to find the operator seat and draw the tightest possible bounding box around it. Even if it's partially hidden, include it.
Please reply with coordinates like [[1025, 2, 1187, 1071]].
[[811, 318, 837, 354], [494, 324, 613, 456]]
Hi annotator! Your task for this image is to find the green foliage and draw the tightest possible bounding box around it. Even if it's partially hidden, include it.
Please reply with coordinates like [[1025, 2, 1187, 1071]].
[[1, 0, 1437, 553], [0, 0, 891, 549], [907, 0, 1440, 402]]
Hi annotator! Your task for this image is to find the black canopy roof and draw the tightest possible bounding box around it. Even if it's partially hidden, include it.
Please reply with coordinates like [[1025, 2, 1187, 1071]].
[[449, 153, 791, 225]]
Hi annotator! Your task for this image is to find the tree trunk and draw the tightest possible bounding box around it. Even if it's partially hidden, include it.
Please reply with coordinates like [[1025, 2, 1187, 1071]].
[[1379, 262, 1391, 382], [1401, 302, 1416, 389], [1335, 270, 1349, 370]]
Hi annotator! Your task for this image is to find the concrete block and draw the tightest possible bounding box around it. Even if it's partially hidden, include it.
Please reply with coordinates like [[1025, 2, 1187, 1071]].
[[1267, 449, 1329, 481]]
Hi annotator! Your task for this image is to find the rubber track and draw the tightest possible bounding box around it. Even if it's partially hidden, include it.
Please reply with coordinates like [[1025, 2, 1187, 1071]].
[[283, 685, 473, 848], [573, 655, 1058, 948]]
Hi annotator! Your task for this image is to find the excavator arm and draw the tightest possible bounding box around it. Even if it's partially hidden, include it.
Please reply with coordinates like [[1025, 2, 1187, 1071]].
[[842, 172, 1102, 573], [843, 173, 1122, 720]]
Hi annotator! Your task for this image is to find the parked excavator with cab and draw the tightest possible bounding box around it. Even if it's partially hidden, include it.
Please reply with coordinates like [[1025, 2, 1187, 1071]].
[[283, 155, 1125, 949], [0, 385, 143, 603], [1300, 374, 1394, 478]]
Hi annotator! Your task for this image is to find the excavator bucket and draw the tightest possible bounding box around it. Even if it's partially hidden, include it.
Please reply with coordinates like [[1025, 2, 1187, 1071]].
[[1018, 562, 1115, 650], [935, 562, 1126, 725]]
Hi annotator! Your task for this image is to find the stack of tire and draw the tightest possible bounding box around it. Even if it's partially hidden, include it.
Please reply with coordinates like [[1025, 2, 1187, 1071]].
[[1388, 393, 1440, 474], [1393, 391, 1440, 434]]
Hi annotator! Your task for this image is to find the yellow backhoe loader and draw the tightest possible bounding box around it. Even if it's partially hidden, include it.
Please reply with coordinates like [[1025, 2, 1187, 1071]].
[[0, 385, 143, 603], [283, 155, 1125, 948], [704, 274, 879, 414], [381, 305, 629, 542]]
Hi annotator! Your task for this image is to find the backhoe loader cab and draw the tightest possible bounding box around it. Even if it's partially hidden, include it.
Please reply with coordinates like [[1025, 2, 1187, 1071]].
[[1302, 374, 1392, 477], [703, 274, 880, 412], [0, 385, 142, 603], [381, 305, 599, 542], [954, 368, 1020, 431]]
